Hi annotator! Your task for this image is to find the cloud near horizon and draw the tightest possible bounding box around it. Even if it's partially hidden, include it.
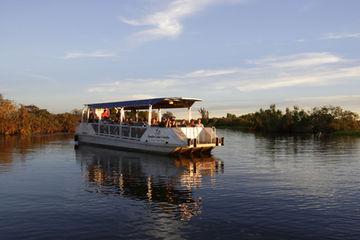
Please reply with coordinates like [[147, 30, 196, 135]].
[[320, 32, 360, 40], [250, 52, 342, 68], [62, 50, 116, 59], [297, 32, 360, 43], [87, 52, 360, 98]]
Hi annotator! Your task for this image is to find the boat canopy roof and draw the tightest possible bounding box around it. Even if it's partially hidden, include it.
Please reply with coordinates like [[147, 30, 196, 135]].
[[85, 97, 202, 110]]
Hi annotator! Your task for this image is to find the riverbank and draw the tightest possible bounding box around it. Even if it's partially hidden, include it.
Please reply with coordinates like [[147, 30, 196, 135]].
[[206, 105, 360, 137]]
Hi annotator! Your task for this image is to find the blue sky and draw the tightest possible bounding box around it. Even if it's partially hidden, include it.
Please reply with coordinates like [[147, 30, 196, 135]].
[[0, 0, 359, 116]]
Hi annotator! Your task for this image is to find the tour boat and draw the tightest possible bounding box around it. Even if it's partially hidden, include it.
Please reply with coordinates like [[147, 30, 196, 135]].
[[74, 97, 224, 156]]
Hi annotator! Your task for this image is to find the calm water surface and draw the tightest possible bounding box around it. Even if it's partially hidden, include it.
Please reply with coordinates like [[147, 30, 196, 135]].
[[0, 130, 360, 240]]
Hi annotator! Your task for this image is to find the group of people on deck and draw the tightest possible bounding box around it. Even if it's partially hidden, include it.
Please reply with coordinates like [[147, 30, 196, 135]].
[[88, 108, 204, 128], [151, 117, 204, 128]]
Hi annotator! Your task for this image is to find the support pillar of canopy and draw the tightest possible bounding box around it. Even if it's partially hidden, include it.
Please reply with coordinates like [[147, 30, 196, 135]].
[[148, 105, 152, 125], [120, 108, 125, 123], [81, 107, 86, 123], [158, 109, 162, 122], [188, 107, 192, 122], [86, 108, 90, 123], [98, 108, 102, 133]]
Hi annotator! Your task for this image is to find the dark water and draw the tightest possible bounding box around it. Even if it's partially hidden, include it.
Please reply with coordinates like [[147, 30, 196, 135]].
[[1, 130, 360, 240]]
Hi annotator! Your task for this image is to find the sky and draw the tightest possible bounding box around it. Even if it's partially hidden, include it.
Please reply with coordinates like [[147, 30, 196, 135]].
[[0, 0, 359, 116]]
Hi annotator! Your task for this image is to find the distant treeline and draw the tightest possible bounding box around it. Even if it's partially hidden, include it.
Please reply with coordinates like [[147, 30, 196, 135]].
[[2, 93, 359, 136], [0, 94, 80, 136], [206, 105, 360, 135]]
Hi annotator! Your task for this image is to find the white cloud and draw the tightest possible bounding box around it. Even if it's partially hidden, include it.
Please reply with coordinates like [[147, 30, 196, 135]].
[[251, 52, 342, 68], [62, 50, 116, 59], [169, 52, 358, 92], [236, 66, 360, 91], [211, 52, 358, 91], [289, 95, 360, 102], [296, 32, 360, 44], [172, 68, 240, 78], [321, 32, 360, 40], [87, 52, 360, 98], [120, 0, 242, 42]]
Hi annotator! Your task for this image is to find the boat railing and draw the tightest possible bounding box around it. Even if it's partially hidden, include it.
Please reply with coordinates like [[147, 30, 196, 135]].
[[180, 127, 217, 144], [88, 123, 218, 144], [91, 123, 147, 140]]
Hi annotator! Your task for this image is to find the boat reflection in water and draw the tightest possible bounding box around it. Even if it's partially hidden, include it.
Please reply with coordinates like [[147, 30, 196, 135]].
[[75, 146, 224, 220]]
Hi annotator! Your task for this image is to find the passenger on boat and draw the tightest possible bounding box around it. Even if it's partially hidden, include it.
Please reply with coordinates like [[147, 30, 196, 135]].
[[170, 118, 178, 128], [88, 109, 98, 122], [189, 119, 196, 127], [195, 118, 204, 127], [151, 118, 158, 126], [158, 118, 166, 127], [165, 118, 172, 128], [115, 111, 121, 123], [179, 120, 187, 127], [122, 118, 129, 125], [159, 118, 171, 128], [101, 108, 110, 120], [141, 118, 148, 126]]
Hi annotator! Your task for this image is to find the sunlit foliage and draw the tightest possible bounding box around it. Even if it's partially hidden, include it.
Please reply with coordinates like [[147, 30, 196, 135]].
[[208, 105, 360, 134], [0, 95, 80, 136], [198, 107, 209, 120]]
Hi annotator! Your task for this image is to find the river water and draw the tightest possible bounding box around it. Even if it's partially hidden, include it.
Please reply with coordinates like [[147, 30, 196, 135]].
[[0, 130, 360, 240]]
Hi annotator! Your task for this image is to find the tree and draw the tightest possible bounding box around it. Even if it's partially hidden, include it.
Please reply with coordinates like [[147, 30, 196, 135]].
[[18, 105, 31, 135], [71, 109, 82, 115], [0, 97, 18, 135], [198, 107, 209, 120], [0, 96, 81, 136], [226, 113, 236, 119]]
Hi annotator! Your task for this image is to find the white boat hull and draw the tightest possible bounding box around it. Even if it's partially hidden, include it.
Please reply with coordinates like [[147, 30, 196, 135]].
[[75, 123, 222, 156], [77, 134, 178, 154]]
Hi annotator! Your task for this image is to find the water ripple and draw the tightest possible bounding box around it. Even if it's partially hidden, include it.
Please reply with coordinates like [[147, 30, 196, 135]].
[[0, 132, 360, 239]]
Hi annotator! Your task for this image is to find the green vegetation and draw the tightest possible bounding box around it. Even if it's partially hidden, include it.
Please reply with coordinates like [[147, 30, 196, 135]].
[[205, 105, 360, 136], [1, 92, 359, 137], [332, 130, 360, 137], [0, 94, 80, 136], [198, 107, 209, 120]]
